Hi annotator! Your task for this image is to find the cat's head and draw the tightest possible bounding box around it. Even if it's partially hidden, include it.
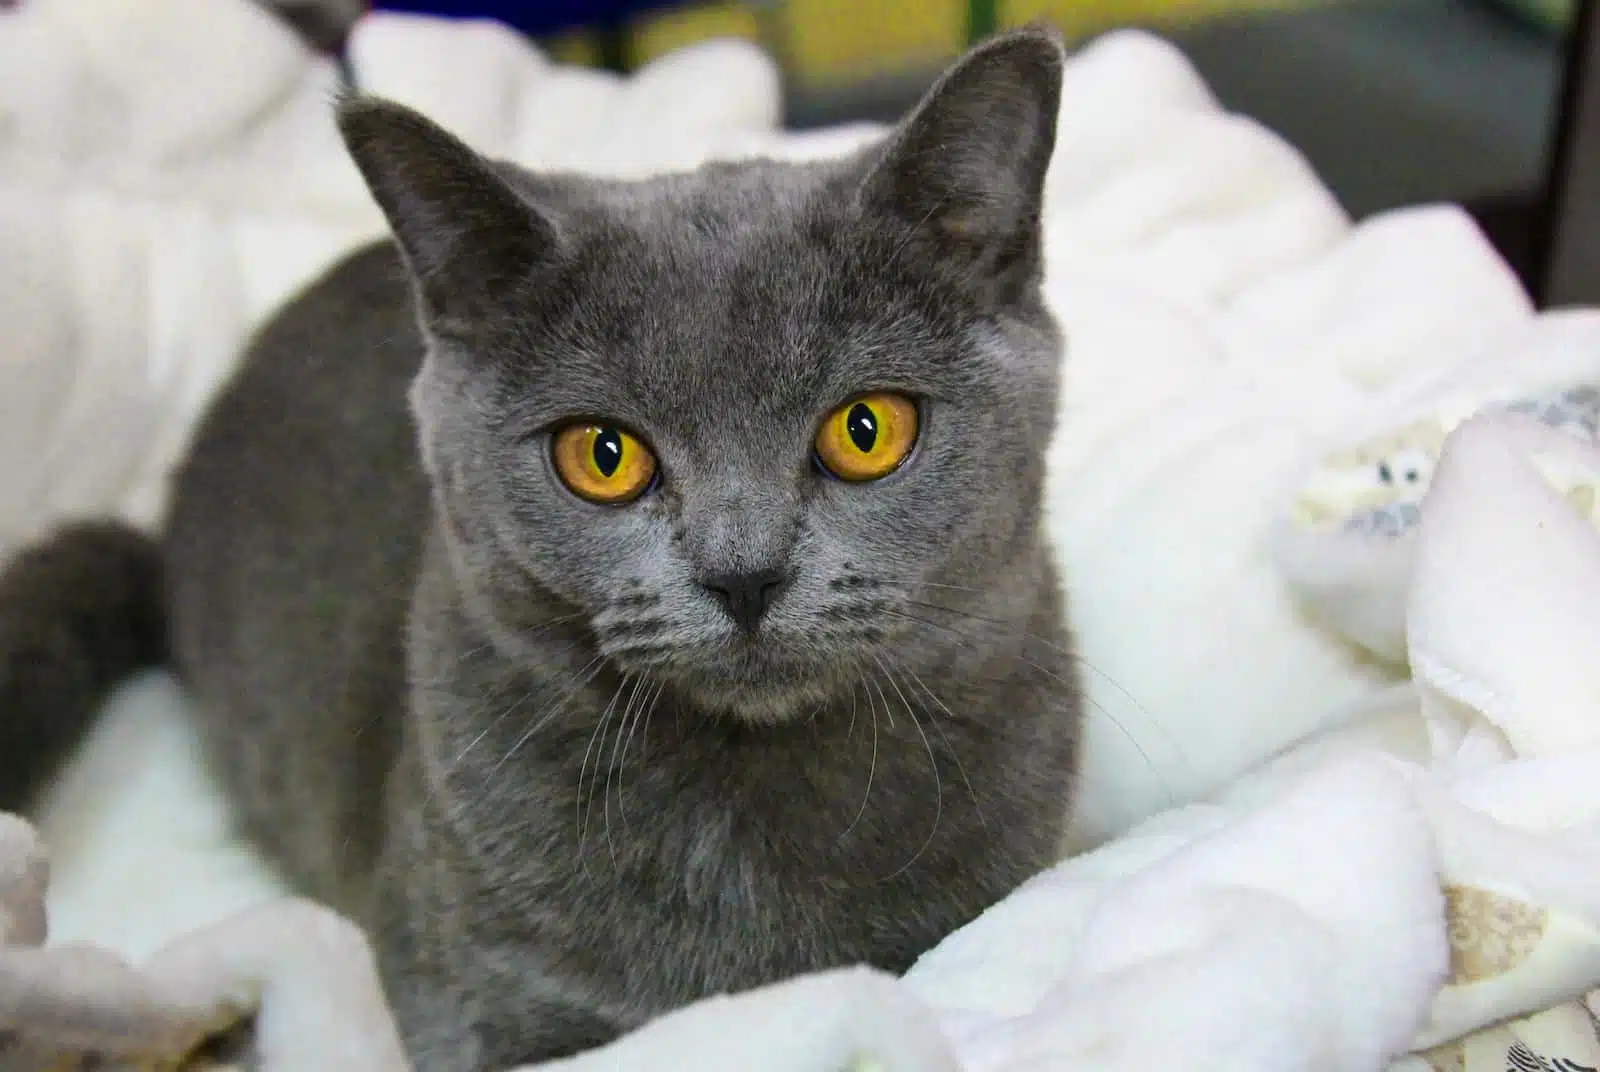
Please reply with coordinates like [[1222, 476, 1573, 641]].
[[339, 27, 1065, 723]]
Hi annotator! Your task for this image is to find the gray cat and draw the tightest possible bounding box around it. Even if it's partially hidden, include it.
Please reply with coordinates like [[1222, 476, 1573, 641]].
[[0, 26, 1082, 1069]]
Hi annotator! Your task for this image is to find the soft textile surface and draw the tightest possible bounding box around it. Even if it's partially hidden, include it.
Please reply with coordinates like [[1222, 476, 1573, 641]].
[[1274, 309, 1600, 664], [5, 0, 1600, 1068]]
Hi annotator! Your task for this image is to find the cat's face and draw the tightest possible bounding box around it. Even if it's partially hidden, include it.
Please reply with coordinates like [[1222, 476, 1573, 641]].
[[341, 28, 1065, 722]]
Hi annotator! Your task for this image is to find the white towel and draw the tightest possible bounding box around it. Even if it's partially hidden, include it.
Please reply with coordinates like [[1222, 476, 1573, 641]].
[[1222, 205, 1533, 389], [1272, 310, 1600, 663], [909, 756, 1447, 1072], [528, 968, 961, 1072], [1401, 413, 1600, 1055], [896, 411, 1600, 1071]]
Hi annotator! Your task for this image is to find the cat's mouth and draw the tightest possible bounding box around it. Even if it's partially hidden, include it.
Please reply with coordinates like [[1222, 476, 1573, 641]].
[[591, 612, 870, 724]]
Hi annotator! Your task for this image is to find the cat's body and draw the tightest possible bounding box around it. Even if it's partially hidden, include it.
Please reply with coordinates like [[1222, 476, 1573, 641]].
[[166, 237, 1074, 1061], [0, 28, 1082, 1070]]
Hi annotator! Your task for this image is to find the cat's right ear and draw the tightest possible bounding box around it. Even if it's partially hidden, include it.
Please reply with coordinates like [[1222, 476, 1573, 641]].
[[856, 25, 1063, 304], [336, 96, 558, 333]]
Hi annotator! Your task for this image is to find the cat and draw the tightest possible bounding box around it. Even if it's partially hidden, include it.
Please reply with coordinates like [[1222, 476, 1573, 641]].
[[0, 25, 1083, 1070]]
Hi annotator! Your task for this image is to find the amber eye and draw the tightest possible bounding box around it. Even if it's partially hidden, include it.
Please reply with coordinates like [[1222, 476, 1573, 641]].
[[551, 423, 657, 504], [813, 393, 919, 482]]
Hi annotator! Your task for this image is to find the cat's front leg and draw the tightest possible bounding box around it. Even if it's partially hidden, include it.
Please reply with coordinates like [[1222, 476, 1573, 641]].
[[379, 942, 621, 1069], [369, 853, 619, 1069], [385, 973, 618, 1072]]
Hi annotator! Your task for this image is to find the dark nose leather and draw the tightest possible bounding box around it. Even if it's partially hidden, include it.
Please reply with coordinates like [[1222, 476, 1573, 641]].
[[700, 569, 788, 632]]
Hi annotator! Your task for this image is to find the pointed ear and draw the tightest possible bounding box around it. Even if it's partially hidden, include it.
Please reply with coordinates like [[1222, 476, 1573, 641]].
[[860, 25, 1063, 301], [336, 96, 557, 333]]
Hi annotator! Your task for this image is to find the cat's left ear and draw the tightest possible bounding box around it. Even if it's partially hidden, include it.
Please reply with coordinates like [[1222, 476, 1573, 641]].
[[859, 25, 1063, 301], [337, 95, 559, 335]]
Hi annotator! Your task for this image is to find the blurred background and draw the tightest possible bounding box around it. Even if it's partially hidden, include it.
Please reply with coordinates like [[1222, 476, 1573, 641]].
[[264, 0, 1586, 296]]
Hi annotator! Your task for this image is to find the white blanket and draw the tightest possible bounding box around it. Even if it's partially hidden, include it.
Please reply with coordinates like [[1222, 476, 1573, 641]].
[[3, 1, 1596, 1067]]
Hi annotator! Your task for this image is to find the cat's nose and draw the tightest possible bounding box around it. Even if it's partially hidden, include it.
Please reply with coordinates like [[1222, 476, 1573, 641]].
[[699, 569, 789, 633]]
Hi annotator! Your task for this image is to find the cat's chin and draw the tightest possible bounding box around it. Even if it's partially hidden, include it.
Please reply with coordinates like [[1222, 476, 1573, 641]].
[[591, 628, 842, 725], [672, 658, 841, 727]]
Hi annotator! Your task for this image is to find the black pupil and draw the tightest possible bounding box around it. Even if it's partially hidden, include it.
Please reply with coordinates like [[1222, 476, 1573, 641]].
[[593, 429, 624, 478], [846, 403, 878, 453]]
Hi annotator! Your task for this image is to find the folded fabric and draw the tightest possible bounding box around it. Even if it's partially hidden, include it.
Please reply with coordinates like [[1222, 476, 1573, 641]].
[[1264, 412, 1600, 1066], [0, 0, 320, 186], [1221, 204, 1533, 389], [0, 810, 410, 1070], [906, 412, 1600, 1071], [1273, 310, 1600, 663], [38, 672, 286, 959], [1394, 412, 1600, 1067], [908, 756, 1448, 1072], [347, 15, 782, 176], [532, 968, 961, 1072]]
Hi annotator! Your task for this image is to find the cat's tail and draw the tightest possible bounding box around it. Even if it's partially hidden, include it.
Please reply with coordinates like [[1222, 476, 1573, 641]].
[[0, 521, 167, 813]]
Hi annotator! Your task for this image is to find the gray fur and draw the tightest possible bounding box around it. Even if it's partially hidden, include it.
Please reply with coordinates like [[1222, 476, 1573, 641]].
[[7, 26, 1083, 1069], [0, 522, 165, 813]]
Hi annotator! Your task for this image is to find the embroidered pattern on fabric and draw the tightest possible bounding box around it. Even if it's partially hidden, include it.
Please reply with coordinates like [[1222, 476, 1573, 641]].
[[1506, 1041, 1598, 1071], [1444, 884, 1547, 984], [1507, 1043, 1549, 1071], [1419, 1039, 1466, 1071], [1340, 499, 1423, 537], [1413, 989, 1600, 1071], [1297, 383, 1600, 537], [1500, 384, 1600, 440]]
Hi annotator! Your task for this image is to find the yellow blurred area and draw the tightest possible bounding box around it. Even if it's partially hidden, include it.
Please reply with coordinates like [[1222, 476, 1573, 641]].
[[777, 0, 968, 79], [548, 0, 1309, 81], [1005, 0, 1302, 42], [634, 2, 765, 58]]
